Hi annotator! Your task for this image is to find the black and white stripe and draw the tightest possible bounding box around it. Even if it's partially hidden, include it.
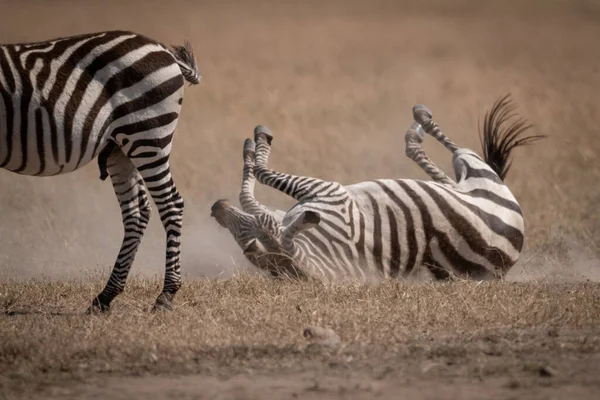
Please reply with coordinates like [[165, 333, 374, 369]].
[[0, 30, 202, 311], [212, 95, 544, 282]]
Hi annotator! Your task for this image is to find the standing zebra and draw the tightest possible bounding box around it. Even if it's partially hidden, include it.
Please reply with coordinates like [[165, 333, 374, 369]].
[[211, 95, 545, 282], [0, 31, 201, 312]]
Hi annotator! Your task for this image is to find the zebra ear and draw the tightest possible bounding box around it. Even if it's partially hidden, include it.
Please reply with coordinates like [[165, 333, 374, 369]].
[[301, 211, 321, 229]]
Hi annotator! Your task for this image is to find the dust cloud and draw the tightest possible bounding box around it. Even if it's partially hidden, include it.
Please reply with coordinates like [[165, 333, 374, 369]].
[[0, 167, 249, 280]]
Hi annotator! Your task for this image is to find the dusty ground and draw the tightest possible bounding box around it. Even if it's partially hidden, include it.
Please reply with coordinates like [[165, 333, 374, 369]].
[[1, 0, 600, 398]]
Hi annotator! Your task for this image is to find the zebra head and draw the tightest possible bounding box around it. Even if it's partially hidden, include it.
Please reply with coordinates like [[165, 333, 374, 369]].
[[210, 199, 257, 242], [210, 199, 232, 227]]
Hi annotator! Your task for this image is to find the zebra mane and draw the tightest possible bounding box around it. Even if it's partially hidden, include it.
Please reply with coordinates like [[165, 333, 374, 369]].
[[479, 94, 546, 181]]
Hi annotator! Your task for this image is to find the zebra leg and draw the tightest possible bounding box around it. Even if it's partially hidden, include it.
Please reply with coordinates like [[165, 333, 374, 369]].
[[239, 138, 270, 215], [405, 122, 455, 185], [412, 105, 460, 153], [88, 147, 152, 313], [253, 125, 345, 202], [129, 156, 184, 312]]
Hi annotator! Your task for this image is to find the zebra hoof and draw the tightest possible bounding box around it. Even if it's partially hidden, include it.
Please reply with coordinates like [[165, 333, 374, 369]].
[[413, 104, 433, 125], [153, 293, 174, 312], [86, 297, 110, 314], [243, 138, 256, 157], [409, 122, 425, 140], [254, 125, 273, 145]]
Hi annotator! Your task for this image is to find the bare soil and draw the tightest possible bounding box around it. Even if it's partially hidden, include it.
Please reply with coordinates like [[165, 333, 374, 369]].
[[1, 0, 600, 399]]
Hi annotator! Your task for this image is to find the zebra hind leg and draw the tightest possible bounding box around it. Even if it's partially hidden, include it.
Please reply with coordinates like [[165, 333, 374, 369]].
[[412, 104, 459, 153], [87, 147, 152, 313], [128, 154, 184, 312], [405, 122, 455, 186]]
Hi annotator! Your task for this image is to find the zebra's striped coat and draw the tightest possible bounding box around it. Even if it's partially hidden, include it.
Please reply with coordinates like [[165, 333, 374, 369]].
[[0, 31, 201, 311], [211, 96, 544, 282]]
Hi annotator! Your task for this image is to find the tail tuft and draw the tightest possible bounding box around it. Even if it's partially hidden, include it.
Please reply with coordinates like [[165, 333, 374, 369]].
[[170, 41, 201, 85], [480, 94, 546, 180]]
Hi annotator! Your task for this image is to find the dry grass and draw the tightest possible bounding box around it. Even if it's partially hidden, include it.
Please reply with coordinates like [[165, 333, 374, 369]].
[[1, 277, 600, 398], [0, 0, 599, 279]]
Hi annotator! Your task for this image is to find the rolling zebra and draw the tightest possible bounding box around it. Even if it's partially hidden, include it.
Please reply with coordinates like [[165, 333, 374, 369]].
[[0, 30, 201, 312], [211, 95, 545, 282]]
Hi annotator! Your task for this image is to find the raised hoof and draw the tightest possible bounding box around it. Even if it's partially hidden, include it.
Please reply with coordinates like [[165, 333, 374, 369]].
[[254, 125, 273, 145], [412, 104, 433, 125], [243, 138, 256, 157], [152, 293, 174, 312], [86, 297, 110, 314]]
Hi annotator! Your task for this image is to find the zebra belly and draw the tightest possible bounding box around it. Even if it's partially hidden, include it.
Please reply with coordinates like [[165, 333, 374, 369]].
[[345, 181, 430, 279]]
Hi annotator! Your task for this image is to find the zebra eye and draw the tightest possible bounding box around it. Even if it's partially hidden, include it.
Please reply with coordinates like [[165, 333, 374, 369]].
[[341, 207, 346, 214]]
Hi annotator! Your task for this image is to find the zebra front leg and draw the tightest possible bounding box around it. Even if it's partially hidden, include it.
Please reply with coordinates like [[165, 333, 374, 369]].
[[412, 105, 459, 153], [131, 156, 184, 312], [87, 147, 152, 313], [239, 138, 271, 215], [405, 122, 455, 186], [253, 125, 346, 202]]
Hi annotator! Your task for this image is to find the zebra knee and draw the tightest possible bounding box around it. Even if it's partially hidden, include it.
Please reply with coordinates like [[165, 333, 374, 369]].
[[406, 122, 425, 143]]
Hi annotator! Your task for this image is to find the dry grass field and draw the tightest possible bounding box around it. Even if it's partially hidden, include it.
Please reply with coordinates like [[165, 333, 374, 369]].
[[1, 0, 600, 398], [1, 278, 600, 399]]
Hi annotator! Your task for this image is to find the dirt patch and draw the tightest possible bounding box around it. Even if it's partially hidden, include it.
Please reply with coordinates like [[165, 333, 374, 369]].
[[33, 370, 600, 400]]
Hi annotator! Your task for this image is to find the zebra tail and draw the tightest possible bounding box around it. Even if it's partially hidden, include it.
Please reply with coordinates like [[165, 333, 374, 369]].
[[479, 94, 546, 181], [169, 41, 202, 85]]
